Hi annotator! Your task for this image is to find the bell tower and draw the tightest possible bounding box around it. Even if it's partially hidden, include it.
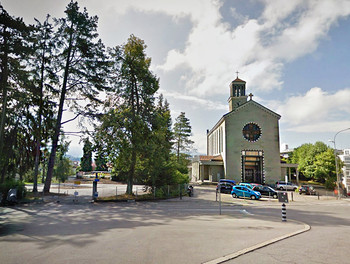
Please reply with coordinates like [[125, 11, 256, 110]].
[[228, 74, 248, 111]]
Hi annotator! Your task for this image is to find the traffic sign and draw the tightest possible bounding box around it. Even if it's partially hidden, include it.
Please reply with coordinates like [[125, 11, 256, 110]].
[[278, 192, 289, 203]]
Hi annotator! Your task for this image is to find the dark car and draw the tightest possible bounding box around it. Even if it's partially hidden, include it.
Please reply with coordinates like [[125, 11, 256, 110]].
[[253, 186, 278, 199], [216, 182, 235, 194], [250, 183, 263, 188], [299, 185, 316, 195], [219, 179, 236, 185]]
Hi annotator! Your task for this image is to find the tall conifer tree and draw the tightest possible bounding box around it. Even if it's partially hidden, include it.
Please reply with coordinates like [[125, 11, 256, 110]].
[[43, 1, 108, 193], [0, 5, 34, 182], [96, 35, 159, 194], [81, 138, 92, 172], [173, 112, 194, 161]]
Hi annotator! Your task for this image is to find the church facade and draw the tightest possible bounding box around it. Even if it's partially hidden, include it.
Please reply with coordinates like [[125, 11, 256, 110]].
[[191, 77, 281, 185]]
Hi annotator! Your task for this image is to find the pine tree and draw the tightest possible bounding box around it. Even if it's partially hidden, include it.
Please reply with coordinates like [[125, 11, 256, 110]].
[[95, 148, 107, 171], [80, 138, 92, 172], [96, 35, 159, 194], [173, 112, 194, 161], [43, 1, 108, 193], [0, 5, 34, 182], [144, 94, 175, 187], [30, 15, 57, 192]]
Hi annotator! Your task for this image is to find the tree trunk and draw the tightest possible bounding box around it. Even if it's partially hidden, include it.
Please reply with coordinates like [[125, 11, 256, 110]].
[[127, 148, 136, 195], [43, 29, 73, 193], [33, 43, 46, 193], [0, 32, 9, 184]]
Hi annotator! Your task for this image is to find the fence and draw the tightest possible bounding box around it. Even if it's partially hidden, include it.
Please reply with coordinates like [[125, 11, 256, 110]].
[[113, 184, 191, 199]]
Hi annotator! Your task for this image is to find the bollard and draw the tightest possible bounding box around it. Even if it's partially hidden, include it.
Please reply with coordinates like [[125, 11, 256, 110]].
[[282, 203, 287, 222], [219, 189, 221, 215], [92, 181, 98, 201]]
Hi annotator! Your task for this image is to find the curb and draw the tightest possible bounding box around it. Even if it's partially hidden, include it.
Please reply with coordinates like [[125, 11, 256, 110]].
[[203, 220, 311, 264]]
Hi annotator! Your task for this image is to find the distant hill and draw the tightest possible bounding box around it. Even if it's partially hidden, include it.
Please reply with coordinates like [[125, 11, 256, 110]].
[[66, 155, 81, 162]]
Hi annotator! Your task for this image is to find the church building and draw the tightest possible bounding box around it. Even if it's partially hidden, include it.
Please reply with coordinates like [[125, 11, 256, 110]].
[[191, 76, 282, 185]]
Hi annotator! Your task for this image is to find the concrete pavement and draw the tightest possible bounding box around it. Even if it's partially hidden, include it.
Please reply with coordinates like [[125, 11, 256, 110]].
[[0, 186, 312, 264]]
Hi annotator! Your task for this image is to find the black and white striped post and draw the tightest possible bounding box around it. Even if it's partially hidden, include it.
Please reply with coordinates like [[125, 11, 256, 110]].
[[282, 203, 287, 221], [278, 191, 288, 222]]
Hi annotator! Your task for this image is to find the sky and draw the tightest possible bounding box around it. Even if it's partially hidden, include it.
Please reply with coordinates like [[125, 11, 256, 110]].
[[3, 0, 350, 157]]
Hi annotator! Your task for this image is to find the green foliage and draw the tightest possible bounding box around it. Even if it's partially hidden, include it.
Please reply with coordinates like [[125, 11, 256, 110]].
[[0, 179, 27, 202], [0, 5, 37, 183], [53, 155, 72, 183], [44, 1, 109, 193], [325, 177, 336, 190], [96, 35, 160, 194], [95, 151, 107, 171], [81, 138, 93, 172], [173, 112, 194, 160], [24, 169, 35, 183], [314, 149, 336, 183], [53, 138, 72, 183], [290, 141, 337, 183]]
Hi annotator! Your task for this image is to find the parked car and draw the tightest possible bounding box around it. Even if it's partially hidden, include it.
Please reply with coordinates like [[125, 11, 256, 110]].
[[252, 186, 278, 199], [275, 181, 298, 191], [250, 183, 263, 188], [216, 179, 236, 194], [238, 183, 254, 189], [216, 182, 235, 194], [219, 179, 236, 185], [231, 186, 261, 200], [299, 185, 316, 195]]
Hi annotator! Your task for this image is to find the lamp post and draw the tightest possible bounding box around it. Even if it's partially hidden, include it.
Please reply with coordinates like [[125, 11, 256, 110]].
[[330, 128, 350, 199]]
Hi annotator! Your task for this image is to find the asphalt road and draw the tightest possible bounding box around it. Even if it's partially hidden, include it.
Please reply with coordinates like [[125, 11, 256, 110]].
[[1, 186, 349, 264], [225, 198, 350, 264]]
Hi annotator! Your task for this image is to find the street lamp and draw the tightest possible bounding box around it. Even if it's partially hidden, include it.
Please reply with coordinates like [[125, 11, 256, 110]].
[[329, 128, 350, 199]]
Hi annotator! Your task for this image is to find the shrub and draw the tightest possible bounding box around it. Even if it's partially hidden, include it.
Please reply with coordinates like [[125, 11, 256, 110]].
[[0, 179, 27, 203], [325, 178, 336, 190]]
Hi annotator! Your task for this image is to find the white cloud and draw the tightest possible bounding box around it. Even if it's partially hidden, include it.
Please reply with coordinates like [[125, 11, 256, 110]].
[[275, 87, 350, 132], [159, 89, 226, 111], [153, 0, 350, 96]]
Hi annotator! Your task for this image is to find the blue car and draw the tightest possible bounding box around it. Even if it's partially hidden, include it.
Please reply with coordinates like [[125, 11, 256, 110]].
[[238, 182, 254, 189], [231, 186, 261, 200]]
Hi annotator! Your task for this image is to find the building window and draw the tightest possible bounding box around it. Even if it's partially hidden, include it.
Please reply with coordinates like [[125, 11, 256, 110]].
[[242, 123, 262, 142]]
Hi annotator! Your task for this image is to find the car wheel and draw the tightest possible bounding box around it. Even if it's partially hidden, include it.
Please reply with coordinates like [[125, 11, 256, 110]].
[[250, 195, 256, 200], [232, 193, 237, 198], [273, 194, 278, 199], [279, 187, 284, 190]]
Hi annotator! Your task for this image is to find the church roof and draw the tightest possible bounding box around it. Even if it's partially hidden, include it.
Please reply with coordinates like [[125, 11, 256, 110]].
[[207, 99, 281, 135], [224, 100, 281, 120], [232, 77, 246, 83]]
